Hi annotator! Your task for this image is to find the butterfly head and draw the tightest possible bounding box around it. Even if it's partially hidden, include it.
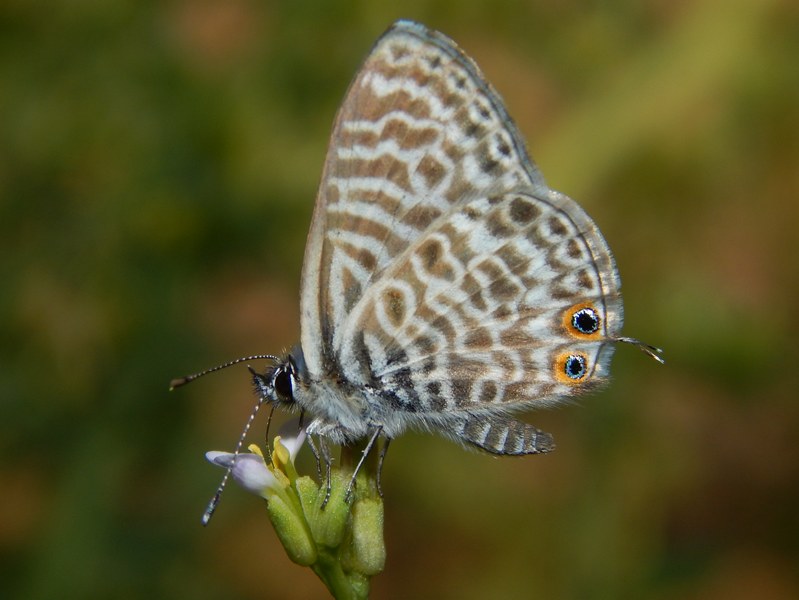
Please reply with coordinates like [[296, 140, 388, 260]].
[[251, 346, 307, 409]]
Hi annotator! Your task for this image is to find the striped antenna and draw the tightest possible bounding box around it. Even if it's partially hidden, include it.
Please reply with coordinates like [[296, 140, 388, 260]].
[[169, 355, 280, 390]]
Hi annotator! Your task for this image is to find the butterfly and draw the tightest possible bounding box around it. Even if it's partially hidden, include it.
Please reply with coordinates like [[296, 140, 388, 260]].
[[174, 19, 662, 520]]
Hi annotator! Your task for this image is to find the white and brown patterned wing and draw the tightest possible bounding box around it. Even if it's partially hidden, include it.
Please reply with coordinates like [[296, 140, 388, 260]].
[[349, 189, 623, 450], [301, 20, 548, 378], [299, 21, 623, 454]]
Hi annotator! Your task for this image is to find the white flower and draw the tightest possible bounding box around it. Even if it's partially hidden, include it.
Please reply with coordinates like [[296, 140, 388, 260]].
[[205, 451, 276, 497], [275, 419, 307, 462], [205, 418, 307, 497]]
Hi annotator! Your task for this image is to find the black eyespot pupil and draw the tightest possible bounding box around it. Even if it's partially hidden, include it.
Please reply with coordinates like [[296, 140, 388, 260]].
[[572, 308, 599, 334], [564, 355, 587, 379], [274, 368, 293, 400]]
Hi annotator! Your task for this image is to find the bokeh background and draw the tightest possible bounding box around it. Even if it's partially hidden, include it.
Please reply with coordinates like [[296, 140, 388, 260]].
[[2, 0, 798, 598]]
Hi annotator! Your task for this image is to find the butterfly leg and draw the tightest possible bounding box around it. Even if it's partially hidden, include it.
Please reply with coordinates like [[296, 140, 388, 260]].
[[263, 405, 277, 463], [320, 438, 333, 508], [456, 415, 555, 455], [344, 425, 383, 502], [376, 437, 391, 498], [306, 433, 323, 481]]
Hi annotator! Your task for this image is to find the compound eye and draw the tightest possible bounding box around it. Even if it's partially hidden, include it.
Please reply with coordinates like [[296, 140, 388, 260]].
[[273, 366, 294, 401]]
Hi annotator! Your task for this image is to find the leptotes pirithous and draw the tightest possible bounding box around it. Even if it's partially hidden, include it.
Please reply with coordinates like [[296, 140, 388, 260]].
[[179, 20, 662, 513]]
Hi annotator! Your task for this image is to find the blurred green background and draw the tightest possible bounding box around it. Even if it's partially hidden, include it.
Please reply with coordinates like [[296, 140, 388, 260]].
[[2, 0, 798, 598]]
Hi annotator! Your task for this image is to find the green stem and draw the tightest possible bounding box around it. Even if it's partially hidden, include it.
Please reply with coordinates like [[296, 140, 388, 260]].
[[312, 548, 369, 600]]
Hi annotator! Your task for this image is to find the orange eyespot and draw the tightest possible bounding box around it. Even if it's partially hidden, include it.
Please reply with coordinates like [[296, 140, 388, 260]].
[[562, 302, 601, 338], [554, 352, 589, 384]]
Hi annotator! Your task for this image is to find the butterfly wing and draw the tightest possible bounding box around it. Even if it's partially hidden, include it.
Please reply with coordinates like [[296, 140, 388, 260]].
[[302, 20, 546, 377], [299, 20, 622, 452]]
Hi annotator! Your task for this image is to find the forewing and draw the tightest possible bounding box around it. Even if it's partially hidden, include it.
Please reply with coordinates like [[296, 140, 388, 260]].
[[300, 20, 549, 378]]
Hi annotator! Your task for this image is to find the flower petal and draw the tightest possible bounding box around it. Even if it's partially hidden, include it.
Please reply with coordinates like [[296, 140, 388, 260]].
[[205, 451, 277, 495], [276, 419, 307, 461]]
